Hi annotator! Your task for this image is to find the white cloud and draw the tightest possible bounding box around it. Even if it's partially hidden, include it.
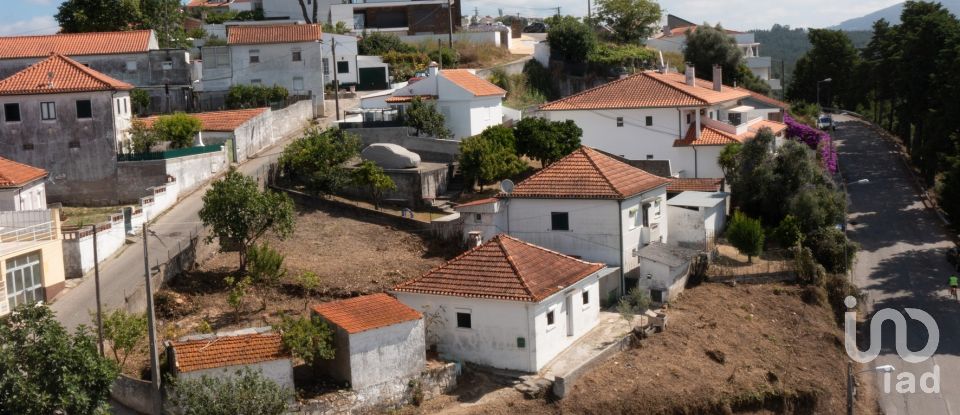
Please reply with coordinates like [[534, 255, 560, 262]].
[[0, 16, 59, 36], [25, 0, 55, 5]]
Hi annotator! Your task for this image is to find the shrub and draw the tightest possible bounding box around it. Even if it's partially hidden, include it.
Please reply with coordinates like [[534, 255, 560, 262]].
[[100, 309, 147, 367], [617, 287, 652, 320], [170, 367, 291, 415], [458, 125, 528, 189], [801, 285, 828, 305], [805, 227, 858, 274], [521, 59, 557, 100], [773, 214, 804, 247], [279, 128, 361, 194], [547, 16, 596, 62], [793, 245, 825, 286], [381, 50, 430, 80], [127, 119, 157, 154], [405, 97, 452, 138], [428, 47, 459, 68], [352, 160, 397, 209], [152, 112, 201, 149], [359, 32, 416, 55], [130, 88, 150, 115], [226, 84, 288, 109], [726, 211, 765, 262], [279, 314, 335, 367]]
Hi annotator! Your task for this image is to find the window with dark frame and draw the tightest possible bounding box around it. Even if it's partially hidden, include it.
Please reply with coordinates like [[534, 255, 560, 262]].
[[645, 115, 653, 126], [337, 61, 349, 74], [551, 212, 569, 231], [686, 113, 691, 124], [4, 103, 20, 122], [546, 310, 555, 325], [582, 291, 590, 305], [292, 50, 302, 62], [616, 116, 623, 127], [456, 312, 471, 329], [76, 100, 92, 119], [249, 49, 260, 64], [40, 102, 56, 120]]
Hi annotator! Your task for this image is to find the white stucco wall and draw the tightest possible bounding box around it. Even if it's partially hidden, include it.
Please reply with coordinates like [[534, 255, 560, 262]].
[[179, 359, 295, 393], [347, 319, 426, 390], [0, 180, 46, 211], [667, 205, 706, 248], [322, 33, 360, 85], [531, 274, 601, 370]]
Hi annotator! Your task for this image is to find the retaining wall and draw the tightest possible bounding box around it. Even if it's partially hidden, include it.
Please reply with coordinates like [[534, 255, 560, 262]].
[[117, 147, 227, 203], [552, 331, 634, 398], [272, 99, 314, 141], [111, 374, 160, 415], [349, 127, 460, 162]]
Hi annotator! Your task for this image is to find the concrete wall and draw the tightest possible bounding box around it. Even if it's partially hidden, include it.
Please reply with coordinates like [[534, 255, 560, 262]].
[[179, 360, 296, 393], [399, 30, 504, 48], [111, 375, 159, 415], [533, 42, 550, 68], [0, 179, 46, 211], [117, 147, 226, 203], [667, 205, 706, 249], [350, 127, 460, 162], [637, 257, 690, 301], [62, 214, 126, 279], [271, 99, 314, 140], [229, 41, 324, 99], [0, 237, 65, 316], [340, 162, 449, 208], [348, 319, 425, 390]]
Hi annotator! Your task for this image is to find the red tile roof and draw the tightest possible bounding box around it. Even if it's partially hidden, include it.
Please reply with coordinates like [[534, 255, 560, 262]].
[[385, 95, 436, 103], [228, 24, 322, 45], [0, 30, 153, 59], [0, 157, 47, 188], [675, 119, 786, 147], [735, 87, 790, 109], [140, 108, 267, 132], [442, 69, 506, 97], [186, 0, 233, 8], [170, 332, 288, 373], [455, 197, 498, 208], [666, 25, 744, 37], [667, 178, 723, 193], [748, 119, 787, 136], [0, 54, 133, 96], [312, 293, 421, 334], [540, 70, 749, 111], [506, 146, 670, 199], [394, 234, 604, 302]]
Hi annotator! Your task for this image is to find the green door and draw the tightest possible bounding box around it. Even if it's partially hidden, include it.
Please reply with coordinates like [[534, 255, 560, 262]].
[[358, 67, 388, 90]]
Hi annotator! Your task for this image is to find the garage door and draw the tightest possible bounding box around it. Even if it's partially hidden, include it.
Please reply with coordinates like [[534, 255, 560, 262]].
[[358, 67, 388, 91]]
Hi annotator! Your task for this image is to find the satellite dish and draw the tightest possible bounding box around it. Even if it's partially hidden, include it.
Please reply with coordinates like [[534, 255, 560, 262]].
[[500, 179, 514, 194]]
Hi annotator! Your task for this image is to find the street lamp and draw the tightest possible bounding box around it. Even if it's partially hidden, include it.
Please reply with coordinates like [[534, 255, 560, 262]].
[[848, 364, 895, 415], [817, 78, 832, 109]]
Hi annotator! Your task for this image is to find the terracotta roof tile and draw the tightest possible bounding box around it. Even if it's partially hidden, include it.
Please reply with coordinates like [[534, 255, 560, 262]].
[[506, 146, 670, 199], [0, 54, 133, 96], [140, 108, 267, 132], [170, 332, 288, 373], [442, 69, 506, 97], [187, 0, 233, 7], [312, 293, 421, 334], [675, 119, 786, 147], [228, 24, 322, 45], [748, 119, 787, 136], [0, 157, 47, 188], [394, 234, 604, 302], [455, 197, 498, 208], [385, 95, 436, 103], [735, 87, 790, 109], [0, 30, 153, 59], [667, 178, 723, 193], [540, 70, 749, 111]]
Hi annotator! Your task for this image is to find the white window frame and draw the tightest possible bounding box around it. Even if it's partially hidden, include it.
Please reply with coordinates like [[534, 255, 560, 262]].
[[628, 206, 640, 229], [40, 102, 56, 121], [322, 58, 330, 76], [5, 252, 44, 311]]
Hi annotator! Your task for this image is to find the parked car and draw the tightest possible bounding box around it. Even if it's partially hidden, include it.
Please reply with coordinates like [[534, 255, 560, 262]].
[[817, 114, 836, 131], [523, 22, 548, 33]]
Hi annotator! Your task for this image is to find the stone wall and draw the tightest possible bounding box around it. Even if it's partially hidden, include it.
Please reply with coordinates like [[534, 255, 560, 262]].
[[339, 162, 450, 208], [111, 374, 160, 415], [349, 127, 460, 162]]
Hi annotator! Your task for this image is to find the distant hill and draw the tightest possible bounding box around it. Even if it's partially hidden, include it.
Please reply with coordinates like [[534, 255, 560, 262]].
[[831, 0, 960, 30], [752, 25, 871, 83]]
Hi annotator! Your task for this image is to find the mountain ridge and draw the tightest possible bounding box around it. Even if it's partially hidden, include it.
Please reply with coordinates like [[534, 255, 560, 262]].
[[831, 0, 960, 30]]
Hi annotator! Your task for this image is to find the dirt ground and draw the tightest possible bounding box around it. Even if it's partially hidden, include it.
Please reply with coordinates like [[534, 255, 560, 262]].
[[60, 205, 126, 227], [407, 283, 878, 415]]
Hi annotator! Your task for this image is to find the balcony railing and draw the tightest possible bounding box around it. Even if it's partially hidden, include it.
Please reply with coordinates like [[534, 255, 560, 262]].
[[0, 221, 55, 243]]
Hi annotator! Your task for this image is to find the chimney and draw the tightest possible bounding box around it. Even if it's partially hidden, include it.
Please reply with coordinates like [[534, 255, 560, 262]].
[[685, 65, 695, 86], [713, 65, 722, 91], [467, 231, 483, 248], [427, 61, 439, 77]]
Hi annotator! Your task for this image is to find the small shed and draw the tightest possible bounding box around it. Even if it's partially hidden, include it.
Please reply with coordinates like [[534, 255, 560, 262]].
[[166, 327, 294, 391], [667, 191, 729, 250], [637, 242, 701, 303], [0, 157, 48, 211], [312, 293, 425, 390]]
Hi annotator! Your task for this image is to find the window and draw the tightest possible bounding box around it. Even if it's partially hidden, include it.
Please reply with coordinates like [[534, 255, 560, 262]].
[[40, 102, 56, 120], [546, 310, 555, 326], [126, 61, 137, 71], [456, 312, 471, 329], [161, 61, 173, 70], [293, 76, 304, 91], [4, 103, 20, 122], [76, 100, 92, 119], [645, 115, 653, 126], [123, 98, 128, 115], [686, 113, 691, 124], [322, 58, 330, 75], [250, 79, 262, 85], [551, 212, 569, 231], [582, 291, 590, 305], [642, 203, 651, 227], [337, 61, 349, 74], [249, 49, 260, 64], [292, 49, 302, 62], [5, 252, 44, 311], [654, 200, 661, 217], [474, 213, 482, 223], [646, 154, 654, 160], [616, 116, 623, 127], [516, 337, 526, 348], [629, 207, 640, 229]]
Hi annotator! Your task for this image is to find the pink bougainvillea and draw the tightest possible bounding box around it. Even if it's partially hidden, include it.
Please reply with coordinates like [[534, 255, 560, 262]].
[[784, 115, 838, 173]]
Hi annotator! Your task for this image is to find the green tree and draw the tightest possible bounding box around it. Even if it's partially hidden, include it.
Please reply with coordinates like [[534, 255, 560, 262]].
[[170, 367, 291, 415], [938, 156, 960, 222], [0, 304, 118, 415], [358, 32, 416, 55], [128, 119, 158, 154], [546, 16, 597, 62], [199, 170, 295, 272], [616, 287, 652, 320], [458, 125, 528, 189], [138, 0, 188, 48], [594, 0, 661, 43], [56, 0, 141, 33], [226, 84, 289, 109], [322, 21, 350, 34], [225, 275, 253, 324], [101, 309, 147, 367], [683, 24, 743, 86], [405, 97, 452, 138], [279, 128, 361, 194], [352, 160, 397, 209], [514, 117, 582, 166], [279, 314, 335, 367], [806, 227, 858, 274], [773, 214, 804, 247], [295, 271, 321, 311], [131, 88, 150, 115], [718, 142, 742, 182], [786, 29, 861, 109], [152, 112, 202, 149], [726, 211, 765, 262]]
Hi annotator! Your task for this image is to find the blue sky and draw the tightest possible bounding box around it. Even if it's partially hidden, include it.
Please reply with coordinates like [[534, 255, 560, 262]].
[[2, 0, 904, 36]]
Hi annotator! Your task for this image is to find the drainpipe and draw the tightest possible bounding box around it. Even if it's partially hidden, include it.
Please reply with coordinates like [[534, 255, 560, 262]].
[[618, 199, 625, 296], [692, 146, 698, 178], [525, 302, 535, 370]]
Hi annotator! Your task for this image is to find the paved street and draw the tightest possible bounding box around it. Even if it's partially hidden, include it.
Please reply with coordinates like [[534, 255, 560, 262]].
[[835, 115, 959, 415]]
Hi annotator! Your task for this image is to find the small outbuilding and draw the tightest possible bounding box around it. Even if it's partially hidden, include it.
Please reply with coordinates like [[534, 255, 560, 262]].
[[166, 327, 294, 391], [312, 293, 425, 390], [0, 157, 47, 211], [666, 191, 729, 250], [636, 241, 701, 303]]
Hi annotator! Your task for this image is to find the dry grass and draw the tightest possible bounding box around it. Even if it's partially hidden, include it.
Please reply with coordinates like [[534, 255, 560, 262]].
[[454, 41, 523, 69], [60, 205, 127, 228]]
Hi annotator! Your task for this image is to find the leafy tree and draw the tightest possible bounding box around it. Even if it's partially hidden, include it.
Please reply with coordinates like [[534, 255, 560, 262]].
[[295, 271, 321, 310], [726, 211, 764, 262], [322, 21, 350, 34], [773, 214, 804, 247], [458, 126, 528, 189], [736, 63, 772, 95], [0, 304, 118, 415], [170, 367, 291, 415], [786, 29, 861, 109], [405, 97, 452, 138], [56, 0, 141, 33], [522, 59, 557, 100], [131, 88, 150, 115], [428, 47, 460, 68], [101, 309, 147, 367], [718, 142, 742, 182], [546, 16, 596, 62], [683, 24, 742, 86], [358, 32, 416, 55], [787, 185, 845, 233], [352, 160, 397, 209], [514, 117, 582, 166], [279, 314, 335, 367], [938, 156, 960, 222], [199, 170, 295, 272], [152, 112, 202, 149], [138, 0, 188, 48], [225, 275, 253, 324], [226, 84, 289, 109], [279, 128, 361, 194], [128, 119, 158, 154], [594, 0, 661, 43], [806, 227, 858, 274]]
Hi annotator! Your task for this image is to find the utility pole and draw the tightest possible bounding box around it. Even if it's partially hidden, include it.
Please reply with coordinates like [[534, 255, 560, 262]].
[[587, 0, 591, 20], [331, 40, 341, 121], [143, 223, 161, 394], [92, 224, 103, 357], [446, 0, 455, 48], [555, 6, 561, 17]]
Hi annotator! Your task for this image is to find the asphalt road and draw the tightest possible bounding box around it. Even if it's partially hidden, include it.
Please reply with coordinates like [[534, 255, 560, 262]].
[[835, 115, 959, 415]]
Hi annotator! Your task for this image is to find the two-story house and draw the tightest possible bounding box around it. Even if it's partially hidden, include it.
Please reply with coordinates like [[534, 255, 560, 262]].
[[0, 54, 133, 204], [201, 23, 324, 114], [538, 67, 787, 179], [261, 0, 461, 35], [0, 30, 196, 114]]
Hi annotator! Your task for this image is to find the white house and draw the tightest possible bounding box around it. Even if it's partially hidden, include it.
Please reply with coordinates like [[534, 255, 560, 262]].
[[361, 63, 507, 139], [0, 157, 47, 211], [666, 191, 729, 251], [457, 146, 682, 300], [539, 67, 787, 179], [392, 234, 615, 373], [312, 293, 425, 390], [321, 33, 390, 90], [166, 328, 295, 392]]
